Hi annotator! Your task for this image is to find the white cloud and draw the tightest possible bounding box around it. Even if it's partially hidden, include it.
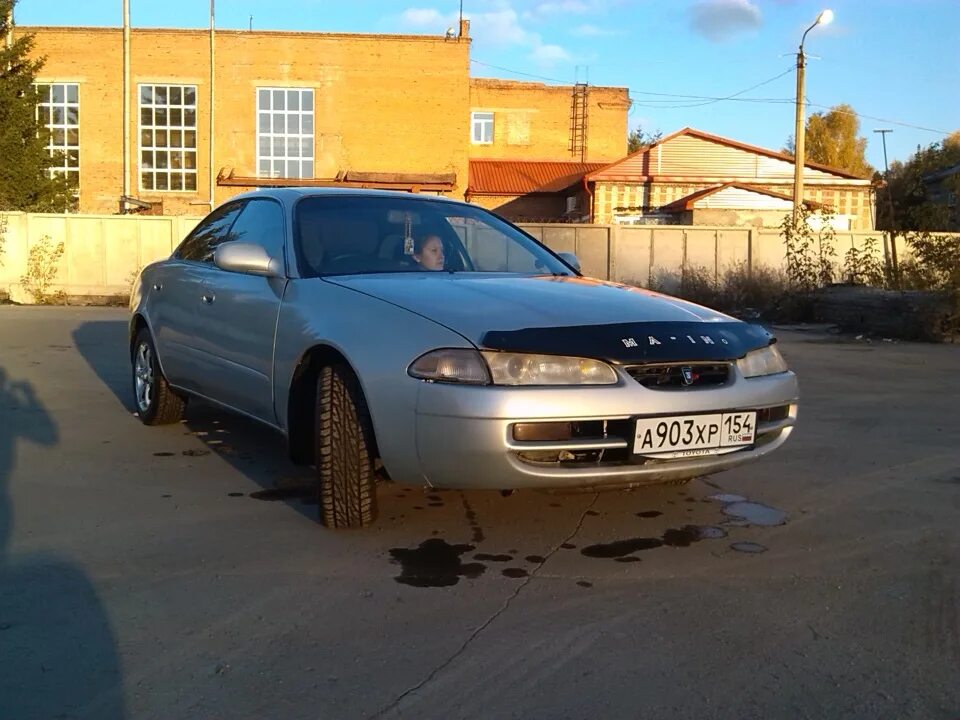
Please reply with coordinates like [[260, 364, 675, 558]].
[[398, 3, 573, 68], [689, 0, 762, 43], [529, 0, 592, 15], [399, 8, 448, 27], [571, 23, 620, 37], [531, 43, 572, 64]]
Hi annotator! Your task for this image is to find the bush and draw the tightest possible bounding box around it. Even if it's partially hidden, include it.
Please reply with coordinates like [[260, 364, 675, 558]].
[[647, 262, 792, 319], [20, 235, 66, 304], [899, 232, 960, 292]]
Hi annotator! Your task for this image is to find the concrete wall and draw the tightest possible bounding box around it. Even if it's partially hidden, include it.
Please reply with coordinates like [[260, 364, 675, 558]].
[[0, 212, 202, 302], [1, 212, 944, 303]]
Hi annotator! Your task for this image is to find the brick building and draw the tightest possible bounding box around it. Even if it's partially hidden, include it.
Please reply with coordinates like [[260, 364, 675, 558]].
[[18, 22, 629, 217]]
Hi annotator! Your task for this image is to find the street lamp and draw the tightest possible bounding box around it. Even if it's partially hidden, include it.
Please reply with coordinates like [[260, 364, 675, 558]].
[[792, 8, 833, 224]]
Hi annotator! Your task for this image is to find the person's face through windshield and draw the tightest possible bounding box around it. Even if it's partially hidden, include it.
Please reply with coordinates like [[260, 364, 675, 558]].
[[414, 235, 445, 271]]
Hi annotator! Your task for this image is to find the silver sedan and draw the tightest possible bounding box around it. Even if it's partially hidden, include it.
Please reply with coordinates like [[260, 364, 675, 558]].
[[129, 188, 798, 528]]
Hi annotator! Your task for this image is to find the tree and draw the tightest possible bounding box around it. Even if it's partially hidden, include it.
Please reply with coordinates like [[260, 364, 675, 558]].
[[0, 0, 75, 212], [877, 131, 960, 231], [627, 126, 662, 154], [784, 103, 873, 177]]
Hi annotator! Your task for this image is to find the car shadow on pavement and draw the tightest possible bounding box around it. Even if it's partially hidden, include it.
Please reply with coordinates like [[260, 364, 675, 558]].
[[0, 366, 127, 720], [73, 320, 319, 524]]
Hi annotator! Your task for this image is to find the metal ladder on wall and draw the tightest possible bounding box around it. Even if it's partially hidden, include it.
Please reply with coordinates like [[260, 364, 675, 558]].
[[569, 83, 588, 161]]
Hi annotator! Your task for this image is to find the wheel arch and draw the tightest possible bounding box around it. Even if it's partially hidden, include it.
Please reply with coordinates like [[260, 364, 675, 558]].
[[286, 343, 380, 467]]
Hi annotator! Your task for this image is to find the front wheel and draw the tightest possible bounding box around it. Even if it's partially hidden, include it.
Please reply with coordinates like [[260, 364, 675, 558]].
[[315, 363, 378, 529], [132, 329, 186, 425]]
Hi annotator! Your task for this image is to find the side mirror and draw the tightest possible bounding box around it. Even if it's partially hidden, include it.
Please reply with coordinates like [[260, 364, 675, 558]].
[[557, 252, 581, 273], [214, 242, 284, 278]]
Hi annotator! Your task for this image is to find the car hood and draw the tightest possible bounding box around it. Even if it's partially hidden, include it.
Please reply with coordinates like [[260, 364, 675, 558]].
[[324, 273, 772, 362]]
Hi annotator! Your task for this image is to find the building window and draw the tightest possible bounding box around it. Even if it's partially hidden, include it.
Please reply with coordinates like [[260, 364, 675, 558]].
[[472, 111, 494, 144], [139, 84, 198, 192], [257, 88, 314, 179], [36, 83, 80, 189]]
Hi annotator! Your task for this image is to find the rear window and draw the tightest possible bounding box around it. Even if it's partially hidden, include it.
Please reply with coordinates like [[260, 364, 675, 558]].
[[293, 196, 573, 277]]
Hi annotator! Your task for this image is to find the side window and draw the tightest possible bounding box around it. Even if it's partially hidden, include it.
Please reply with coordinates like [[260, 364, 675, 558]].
[[176, 202, 245, 263], [224, 199, 286, 262]]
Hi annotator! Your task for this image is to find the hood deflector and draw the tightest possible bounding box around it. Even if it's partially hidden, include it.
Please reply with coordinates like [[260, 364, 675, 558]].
[[480, 321, 773, 364]]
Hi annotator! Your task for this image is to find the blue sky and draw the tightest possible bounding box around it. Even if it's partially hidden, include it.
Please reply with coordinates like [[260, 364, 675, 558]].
[[14, 0, 958, 169]]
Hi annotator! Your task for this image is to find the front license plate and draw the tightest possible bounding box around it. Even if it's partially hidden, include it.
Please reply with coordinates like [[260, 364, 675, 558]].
[[633, 411, 756, 459]]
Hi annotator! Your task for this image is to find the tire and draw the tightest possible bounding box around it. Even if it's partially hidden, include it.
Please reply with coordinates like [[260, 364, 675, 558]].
[[132, 329, 186, 425], [315, 363, 378, 529]]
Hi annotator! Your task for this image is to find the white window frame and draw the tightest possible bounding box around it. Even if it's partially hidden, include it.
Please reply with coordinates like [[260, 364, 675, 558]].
[[471, 111, 494, 145], [35, 82, 80, 191], [138, 84, 198, 193], [256, 87, 315, 179]]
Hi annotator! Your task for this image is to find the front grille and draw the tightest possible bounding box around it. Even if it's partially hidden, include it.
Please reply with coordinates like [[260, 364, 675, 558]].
[[625, 363, 730, 389]]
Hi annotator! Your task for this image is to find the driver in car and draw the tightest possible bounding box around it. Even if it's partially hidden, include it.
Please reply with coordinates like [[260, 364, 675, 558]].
[[413, 234, 445, 271]]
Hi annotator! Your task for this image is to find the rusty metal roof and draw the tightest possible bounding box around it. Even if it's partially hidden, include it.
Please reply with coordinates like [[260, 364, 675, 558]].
[[468, 160, 608, 196]]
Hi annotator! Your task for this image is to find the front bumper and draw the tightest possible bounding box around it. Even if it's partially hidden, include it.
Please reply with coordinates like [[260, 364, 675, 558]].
[[413, 369, 798, 490]]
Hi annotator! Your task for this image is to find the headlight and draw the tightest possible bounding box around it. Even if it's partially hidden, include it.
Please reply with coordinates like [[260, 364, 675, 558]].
[[482, 352, 618, 385], [737, 344, 788, 378], [408, 349, 618, 386]]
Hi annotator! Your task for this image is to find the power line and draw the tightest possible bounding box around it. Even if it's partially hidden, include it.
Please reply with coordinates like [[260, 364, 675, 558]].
[[470, 58, 954, 137], [630, 67, 795, 108], [802, 102, 952, 136]]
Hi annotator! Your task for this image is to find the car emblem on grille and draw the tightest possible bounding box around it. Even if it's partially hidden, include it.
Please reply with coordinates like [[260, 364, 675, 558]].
[[681, 366, 699, 386]]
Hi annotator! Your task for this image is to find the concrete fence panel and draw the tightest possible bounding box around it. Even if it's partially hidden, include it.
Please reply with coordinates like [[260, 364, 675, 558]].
[[2, 213, 957, 303], [612, 227, 653, 285]]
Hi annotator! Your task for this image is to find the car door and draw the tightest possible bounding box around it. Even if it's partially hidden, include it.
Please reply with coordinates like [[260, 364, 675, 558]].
[[190, 198, 288, 423], [149, 201, 245, 390]]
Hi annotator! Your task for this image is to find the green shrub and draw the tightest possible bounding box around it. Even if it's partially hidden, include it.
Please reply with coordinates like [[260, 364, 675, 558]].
[[20, 235, 66, 304]]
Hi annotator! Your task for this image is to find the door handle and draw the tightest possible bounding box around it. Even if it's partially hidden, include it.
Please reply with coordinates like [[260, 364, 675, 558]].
[[152, 282, 163, 292], [201, 293, 215, 304]]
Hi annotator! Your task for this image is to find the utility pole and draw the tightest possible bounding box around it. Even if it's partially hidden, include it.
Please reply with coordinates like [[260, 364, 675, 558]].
[[792, 10, 833, 225], [5, 2, 13, 51], [874, 127, 899, 282], [122, 0, 131, 211], [209, 0, 215, 210]]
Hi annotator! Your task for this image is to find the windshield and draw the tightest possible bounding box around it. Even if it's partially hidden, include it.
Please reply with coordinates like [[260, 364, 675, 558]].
[[293, 195, 575, 277]]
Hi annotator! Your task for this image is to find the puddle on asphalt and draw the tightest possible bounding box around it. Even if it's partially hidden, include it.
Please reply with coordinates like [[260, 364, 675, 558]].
[[731, 542, 767, 554], [581, 537, 664, 558], [388, 489, 786, 587], [708, 494, 788, 527], [581, 524, 727, 558], [390, 539, 486, 588]]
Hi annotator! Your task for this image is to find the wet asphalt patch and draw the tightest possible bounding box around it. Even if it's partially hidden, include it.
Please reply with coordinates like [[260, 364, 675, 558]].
[[387, 488, 788, 587]]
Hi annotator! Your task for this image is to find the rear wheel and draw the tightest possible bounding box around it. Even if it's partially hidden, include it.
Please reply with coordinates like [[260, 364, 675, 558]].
[[132, 329, 186, 425], [315, 363, 378, 528]]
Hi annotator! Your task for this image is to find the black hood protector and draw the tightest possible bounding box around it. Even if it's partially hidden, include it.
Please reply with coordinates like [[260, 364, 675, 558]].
[[480, 321, 774, 364]]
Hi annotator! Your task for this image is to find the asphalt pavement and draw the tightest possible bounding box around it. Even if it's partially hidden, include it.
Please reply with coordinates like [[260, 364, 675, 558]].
[[1, 306, 958, 720]]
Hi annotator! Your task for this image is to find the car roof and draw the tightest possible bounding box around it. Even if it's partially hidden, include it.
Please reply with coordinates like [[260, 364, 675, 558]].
[[222, 186, 465, 208]]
